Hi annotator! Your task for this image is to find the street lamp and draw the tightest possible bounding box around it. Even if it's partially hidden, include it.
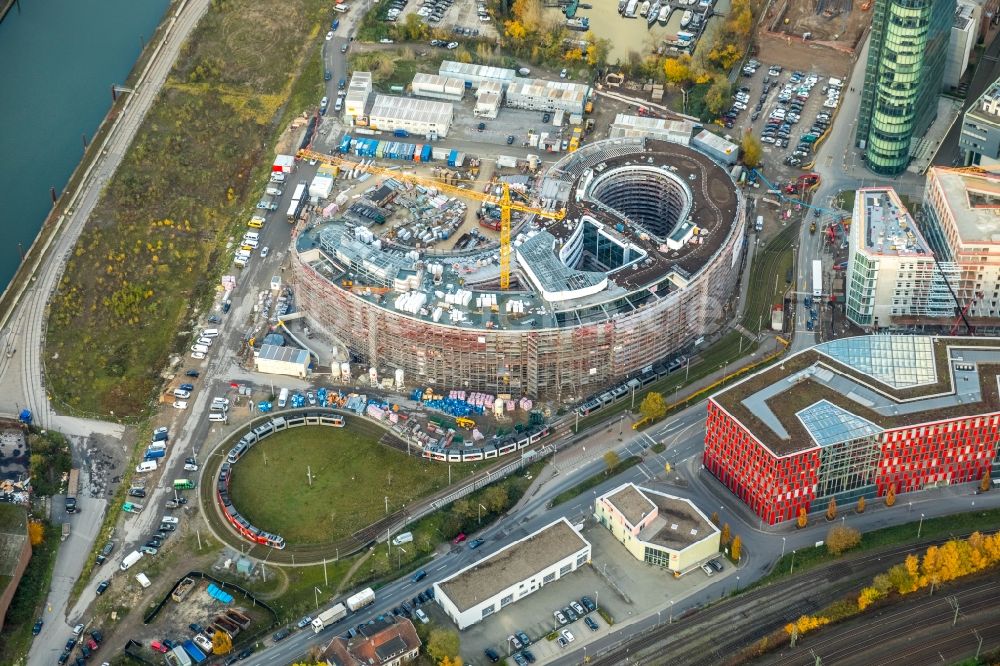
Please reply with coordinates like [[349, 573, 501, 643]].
[[781, 536, 786, 558], [918, 513, 925, 538], [669, 599, 674, 624], [790, 549, 796, 574]]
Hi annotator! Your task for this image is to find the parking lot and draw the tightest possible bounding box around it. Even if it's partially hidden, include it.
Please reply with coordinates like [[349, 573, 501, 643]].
[[455, 521, 734, 665], [722, 60, 844, 177], [392, 0, 499, 40]]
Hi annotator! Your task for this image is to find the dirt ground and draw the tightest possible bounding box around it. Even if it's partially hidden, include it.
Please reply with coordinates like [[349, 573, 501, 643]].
[[755, 34, 854, 78], [767, 0, 870, 46]]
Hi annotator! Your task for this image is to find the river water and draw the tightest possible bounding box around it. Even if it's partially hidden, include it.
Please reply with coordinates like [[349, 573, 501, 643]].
[[0, 0, 169, 292]]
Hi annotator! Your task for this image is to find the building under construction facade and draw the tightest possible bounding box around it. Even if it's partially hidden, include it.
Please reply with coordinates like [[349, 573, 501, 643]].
[[292, 138, 746, 403]]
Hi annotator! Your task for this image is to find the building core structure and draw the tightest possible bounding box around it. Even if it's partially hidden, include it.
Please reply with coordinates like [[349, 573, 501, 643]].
[[703, 335, 1000, 525], [292, 137, 746, 402]]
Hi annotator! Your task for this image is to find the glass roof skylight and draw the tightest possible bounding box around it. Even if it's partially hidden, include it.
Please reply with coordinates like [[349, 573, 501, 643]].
[[816, 336, 936, 389], [797, 400, 883, 447]]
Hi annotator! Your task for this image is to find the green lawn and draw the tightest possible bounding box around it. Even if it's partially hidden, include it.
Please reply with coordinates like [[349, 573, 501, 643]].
[[227, 425, 461, 545]]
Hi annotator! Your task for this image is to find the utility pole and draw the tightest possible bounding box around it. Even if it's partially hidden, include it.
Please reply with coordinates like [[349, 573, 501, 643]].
[[917, 512, 924, 538], [307, 465, 313, 486], [196, 530, 202, 551], [323, 558, 328, 587], [973, 629, 983, 660], [810, 649, 821, 666], [947, 596, 960, 627]]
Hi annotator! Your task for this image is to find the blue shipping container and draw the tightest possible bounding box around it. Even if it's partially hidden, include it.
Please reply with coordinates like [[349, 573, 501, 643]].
[[144, 448, 165, 460], [421, 145, 432, 161], [339, 135, 352, 153], [448, 149, 458, 166], [182, 640, 207, 663], [394, 128, 409, 137]]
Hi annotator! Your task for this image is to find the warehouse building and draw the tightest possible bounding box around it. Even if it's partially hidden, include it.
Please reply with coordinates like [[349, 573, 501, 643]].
[[505, 78, 590, 115], [439, 60, 516, 90], [594, 483, 720, 574], [434, 518, 591, 630], [691, 130, 738, 166], [609, 114, 695, 144], [253, 344, 311, 378], [411, 72, 465, 102], [368, 95, 454, 138], [345, 71, 373, 121], [704, 335, 1000, 525]]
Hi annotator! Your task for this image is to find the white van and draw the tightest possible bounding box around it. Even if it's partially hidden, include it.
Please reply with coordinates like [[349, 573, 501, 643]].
[[244, 232, 260, 242], [191, 344, 209, 354], [827, 77, 843, 88], [120, 550, 143, 571], [135, 573, 151, 588], [173, 388, 191, 399], [147, 442, 166, 452], [201, 328, 219, 338], [278, 387, 289, 408], [162, 516, 179, 525], [136, 461, 158, 473], [265, 186, 283, 197], [270, 172, 286, 183], [209, 412, 228, 423], [391, 532, 414, 546]]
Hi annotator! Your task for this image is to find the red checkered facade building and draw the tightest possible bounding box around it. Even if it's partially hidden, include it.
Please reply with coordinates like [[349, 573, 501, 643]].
[[702, 336, 1000, 525]]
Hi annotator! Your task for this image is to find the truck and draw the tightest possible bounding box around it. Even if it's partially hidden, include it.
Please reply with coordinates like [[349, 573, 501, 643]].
[[346, 587, 376, 612], [812, 259, 823, 298], [123, 502, 144, 514], [144, 447, 166, 460], [65, 468, 80, 513], [120, 550, 144, 571], [311, 603, 348, 632], [755, 215, 764, 232], [182, 639, 207, 663], [61, 522, 71, 541], [167, 646, 193, 666], [278, 387, 289, 408]]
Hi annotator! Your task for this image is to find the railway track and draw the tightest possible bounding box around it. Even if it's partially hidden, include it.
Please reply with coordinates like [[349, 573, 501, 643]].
[[589, 533, 999, 666]]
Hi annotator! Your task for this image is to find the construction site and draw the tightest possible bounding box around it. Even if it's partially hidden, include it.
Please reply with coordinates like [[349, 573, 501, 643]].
[[288, 135, 747, 405], [756, 0, 871, 75]]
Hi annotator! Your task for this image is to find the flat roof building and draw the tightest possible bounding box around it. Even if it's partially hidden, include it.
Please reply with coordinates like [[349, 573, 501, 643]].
[[439, 61, 517, 90], [368, 95, 454, 139], [845, 187, 955, 329], [946, 1, 979, 90], [704, 335, 1000, 524], [505, 78, 590, 115], [691, 130, 739, 166], [345, 71, 373, 120], [921, 167, 1000, 325], [253, 344, 310, 378], [410, 72, 465, 102], [434, 518, 590, 630], [595, 483, 720, 573], [959, 75, 1000, 166], [608, 114, 694, 144]]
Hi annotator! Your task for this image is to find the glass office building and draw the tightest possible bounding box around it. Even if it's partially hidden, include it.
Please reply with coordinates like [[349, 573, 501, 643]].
[[856, 0, 955, 175]]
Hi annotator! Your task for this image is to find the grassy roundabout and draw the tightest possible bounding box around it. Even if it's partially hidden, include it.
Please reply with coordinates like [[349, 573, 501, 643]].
[[226, 420, 456, 546]]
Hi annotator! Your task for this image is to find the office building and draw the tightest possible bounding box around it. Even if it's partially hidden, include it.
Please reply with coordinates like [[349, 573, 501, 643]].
[[945, 1, 979, 90], [844, 187, 957, 329], [594, 483, 720, 573], [704, 336, 1000, 525], [958, 75, 1000, 165], [433, 518, 591, 630], [921, 167, 1000, 326], [856, 0, 955, 175]]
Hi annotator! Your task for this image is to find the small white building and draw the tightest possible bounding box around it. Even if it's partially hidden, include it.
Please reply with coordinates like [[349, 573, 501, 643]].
[[254, 344, 310, 378], [691, 130, 739, 166], [439, 60, 516, 91], [505, 78, 589, 115], [594, 483, 720, 574], [368, 95, 454, 138], [609, 114, 695, 144], [945, 0, 979, 90], [434, 517, 591, 630], [411, 73, 465, 102], [345, 71, 373, 120], [474, 80, 504, 119], [310, 172, 335, 201]]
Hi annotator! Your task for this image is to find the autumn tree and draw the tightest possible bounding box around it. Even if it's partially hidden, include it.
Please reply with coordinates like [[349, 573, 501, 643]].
[[663, 55, 694, 88], [856, 586, 883, 611], [639, 392, 667, 422], [453, 499, 476, 521], [603, 450, 620, 472], [826, 497, 837, 521], [856, 496, 866, 513], [741, 131, 763, 168], [796, 507, 808, 529], [704, 76, 732, 116], [981, 470, 991, 492], [28, 521, 44, 546], [885, 483, 896, 507], [585, 36, 611, 68], [439, 658, 464, 666], [730, 535, 742, 561], [482, 485, 509, 513], [826, 524, 861, 556], [720, 522, 731, 546], [427, 628, 461, 664], [784, 614, 829, 636], [212, 630, 233, 655]]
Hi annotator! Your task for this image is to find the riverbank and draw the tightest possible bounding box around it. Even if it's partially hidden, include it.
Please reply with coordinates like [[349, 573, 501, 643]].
[[0, 0, 16, 25]]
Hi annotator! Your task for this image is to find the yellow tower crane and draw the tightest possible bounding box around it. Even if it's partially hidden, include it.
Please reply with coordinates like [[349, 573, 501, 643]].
[[296, 149, 565, 290]]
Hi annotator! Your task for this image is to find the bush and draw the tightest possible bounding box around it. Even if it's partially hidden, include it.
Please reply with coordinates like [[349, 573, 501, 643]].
[[826, 524, 861, 556]]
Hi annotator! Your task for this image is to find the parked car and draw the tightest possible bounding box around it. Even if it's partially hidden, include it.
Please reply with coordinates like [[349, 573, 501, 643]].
[[469, 537, 485, 549], [560, 629, 575, 643], [563, 606, 577, 622], [570, 601, 585, 616], [701, 563, 714, 576], [32, 619, 43, 635], [484, 648, 500, 662], [585, 616, 599, 631], [522, 649, 536, 663], [554, 610, 567, 625], [453, 533, 467, 544], [73, 624, 85, 635], [508, 635, 522, 650], [581, 596, 597, 612], [516, 630, 531, 646], [273, 628, 291, 642]]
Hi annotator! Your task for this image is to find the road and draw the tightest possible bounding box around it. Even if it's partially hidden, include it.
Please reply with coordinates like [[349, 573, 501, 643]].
[[21, 1, 213, 664]]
